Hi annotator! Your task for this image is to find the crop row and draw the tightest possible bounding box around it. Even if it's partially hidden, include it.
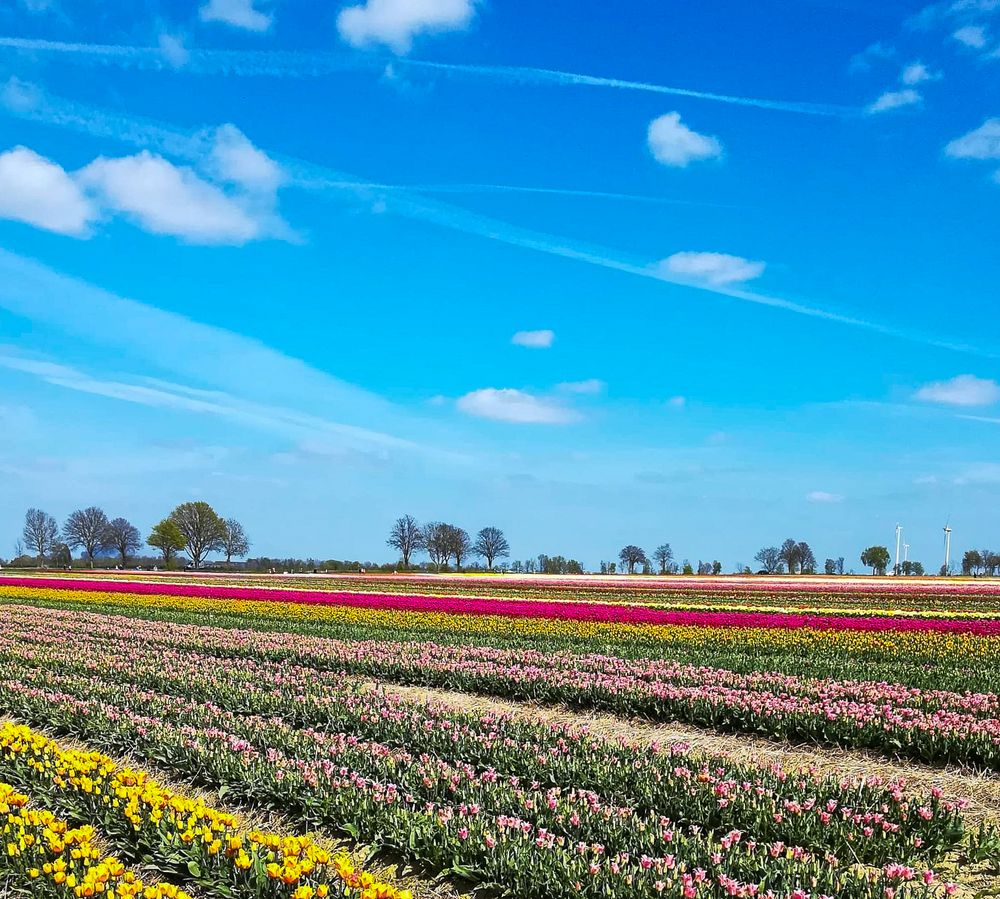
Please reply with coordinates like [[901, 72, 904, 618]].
[[5, 602, 998, 769], [2, 577, 998, 634], [0, 721, 407, 899], [3, 585, 998, 696], [0, 671, 959, 899]]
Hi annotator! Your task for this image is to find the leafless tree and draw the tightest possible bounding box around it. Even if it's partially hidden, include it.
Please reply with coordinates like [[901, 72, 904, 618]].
[[779, 538, 799, 574], [387, 515, 425, 568], [13, 539, 24, 560], [23, 508, 58, 564], [618, 545, 648, 575], [796, 541, 816, 574], [473, 527, 510, 570], [222, 518, 251, 564], [104, 517, 142, 567], [169, 501, 227, 568], [652, 543, 673, 574], [447, 526, 472, 570], [63, 506, 110, 566], [754, 546, 783, 573], [423, 522, 451, 570]]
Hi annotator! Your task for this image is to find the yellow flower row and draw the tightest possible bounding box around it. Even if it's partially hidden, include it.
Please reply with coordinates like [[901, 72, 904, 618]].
[[2, 584, 995, 663], [0, 780, 189, 899], [0, 722, 408, 899]]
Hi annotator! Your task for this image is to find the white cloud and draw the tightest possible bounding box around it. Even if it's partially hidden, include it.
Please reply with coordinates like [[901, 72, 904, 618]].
[[658, 251, 765, 287], [337, 0, 477, 54], [206, 124, 285, 194], [647, 112, 723, 167], [666, 396, 686, 408], [456, 388, 578, 424], [511, 329, 554, 349], [953, 24, 989, 46], [914, 374, 1000, 406], [0, 147, 96, 236], [900, 61, 941, 84], [77, 151, 274, 245], [557, 379, 605, 395], [199, 0, 272, 32], [945, 118, 1000, 159], [866, 88, 922, 114], [807, 490, 844, 503], [158, 33, 189, 68]]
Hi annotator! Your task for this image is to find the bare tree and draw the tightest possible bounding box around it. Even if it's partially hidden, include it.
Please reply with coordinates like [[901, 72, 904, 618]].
[[754, 546, 783, 574], [796, 541, 816, 574], [618, 545, 648, 575], [13, 539, 24, 560], [473, 527, 510, 570], [652, 543, 673, 574], [222, 518, 251, 564], [104, 517, 141, 567], [169, 501, 227, 568], [387, 515, 425, 568], [447, 525, 472, 570], [779, 538, 799, 574], [23, 508, 58, 564], [62, 506, 110, 567], [423, 522, 450, 570]]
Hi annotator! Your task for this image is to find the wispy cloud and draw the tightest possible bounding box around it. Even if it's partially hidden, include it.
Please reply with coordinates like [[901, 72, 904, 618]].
[[557, 379, 605, 395], [953, 23, 989, 46], [915, 374, 1000, 406], [456, 388, 579, 424], [866, 88, 922, 114], [0, 37, 854, 115], [899, 61, 941, 85], [511, 329, 554, 349], [849, 41, 896, 73], [806, 490, 844, 503], [1, 88, 993, 357]]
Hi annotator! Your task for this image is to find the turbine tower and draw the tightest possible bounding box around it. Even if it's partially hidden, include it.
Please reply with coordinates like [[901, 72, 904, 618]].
[[903, 542, 910, 565], [894, 524, 902, 576], [943, 524, 952, 576]]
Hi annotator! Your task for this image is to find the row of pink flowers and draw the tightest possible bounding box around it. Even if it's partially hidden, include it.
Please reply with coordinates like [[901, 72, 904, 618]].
[[6, 576, 1000, 635]]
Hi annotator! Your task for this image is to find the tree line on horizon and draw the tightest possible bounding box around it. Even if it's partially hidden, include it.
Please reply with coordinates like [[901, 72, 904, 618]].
[[12, 503, 250, 570], [0, 507, 968, 577]]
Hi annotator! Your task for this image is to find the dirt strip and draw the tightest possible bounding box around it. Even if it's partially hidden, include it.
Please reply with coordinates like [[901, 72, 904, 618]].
[[382, 683, 1000, 826]]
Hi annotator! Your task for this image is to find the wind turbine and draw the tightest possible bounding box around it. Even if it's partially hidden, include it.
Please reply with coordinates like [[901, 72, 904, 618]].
[[894, 524, 902, 576], [943, 523, 952, 576], [903, 542, 910, 568]]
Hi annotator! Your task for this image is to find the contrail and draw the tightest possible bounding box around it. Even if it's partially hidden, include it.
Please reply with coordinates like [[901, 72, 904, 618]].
[[0, 36, 853, 116], [0, 90, 987, 357]]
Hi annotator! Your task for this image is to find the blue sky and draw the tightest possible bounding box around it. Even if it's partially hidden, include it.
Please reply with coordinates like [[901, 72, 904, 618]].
[[0, 0, 998, 571]]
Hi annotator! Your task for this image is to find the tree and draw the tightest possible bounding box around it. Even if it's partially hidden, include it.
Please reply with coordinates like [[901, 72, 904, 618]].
[[447, 526, 472, 570], [618, 545, 648, 575], [222, 518, 251, 564], [22, 508, 58, 564], [423, 522, 450, 570], [962, 550, 983, 576], [169, 501, 226, 568], [837, 557, 845, 575], [62, 507, 111, 566], [387, 515, 425, 568], [985, 551, 1000, 577], [50, 541, 72, 568], [860, 545, 890, 575], [652, 543, 673, 574], [711, 560, 722, 575], [104, 517, 141, 567], [473, 527, 510, 570], [796, 541, 816, 574], [148, 519, 186, 567], [824, 558, 837, 575], [779, 538, 800, 574], [754, 546, 783, 574]]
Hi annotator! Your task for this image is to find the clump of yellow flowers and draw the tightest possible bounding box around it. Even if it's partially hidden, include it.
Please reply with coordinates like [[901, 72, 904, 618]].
[[0, 722, 410, 899], [0, 780, 190, 898]]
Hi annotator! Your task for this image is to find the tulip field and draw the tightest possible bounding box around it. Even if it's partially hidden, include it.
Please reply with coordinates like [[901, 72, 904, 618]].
[[1, 573, 999, 897]]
